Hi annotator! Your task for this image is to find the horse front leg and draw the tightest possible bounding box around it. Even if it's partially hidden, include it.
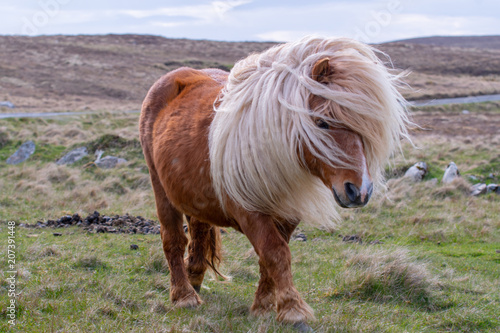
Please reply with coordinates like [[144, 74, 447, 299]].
[[151, 171, 201, 308], [250, 220, 298, 316], [237, 211, 314, 325]]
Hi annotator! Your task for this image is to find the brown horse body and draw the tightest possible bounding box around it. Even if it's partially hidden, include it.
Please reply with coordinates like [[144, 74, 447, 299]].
[[141, 67, 313, 322], [140, 37, 410, 327]]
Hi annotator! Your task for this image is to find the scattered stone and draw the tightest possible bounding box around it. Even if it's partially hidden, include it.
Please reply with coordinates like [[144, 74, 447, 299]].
[[56, 147, 88, 165], [496, 250, 500, 254], [94, 149, 127, 169], [0, 101, 15, 108], [342, 235, 362, 244], [95, 155, 127, 169], [442, 162, 460, 183], [23, 211, 160, 235], [468, 175, 478, 181], [461, 109, 470, 114], [53, 233, 62, 236], [130, 244, 139, 250], [486, 184, 499, 194], [404, 161, 428, 182], [470, 183, 487, 196], [6, 140, 36, 164], [292, 233, 307, 242], [488, 173, 495, 179]]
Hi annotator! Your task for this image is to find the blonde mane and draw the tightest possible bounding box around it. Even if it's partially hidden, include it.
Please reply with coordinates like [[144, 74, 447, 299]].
[[209, 36, 411, 229]]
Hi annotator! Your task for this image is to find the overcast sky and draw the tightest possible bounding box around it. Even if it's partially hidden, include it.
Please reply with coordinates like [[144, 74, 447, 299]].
[[1, 0, 499, 43]]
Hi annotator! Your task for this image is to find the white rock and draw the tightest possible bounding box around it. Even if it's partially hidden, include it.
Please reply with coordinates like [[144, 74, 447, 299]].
[[486, 184, 499, 194], [56, 147, 88, 165], [442, 162, 460, 184], [404, 162, 428, 182], [470, 183, 487, 196], [0, 101, 15, 108], [6, 140, 35, 164], [95, 155, 127, 169]]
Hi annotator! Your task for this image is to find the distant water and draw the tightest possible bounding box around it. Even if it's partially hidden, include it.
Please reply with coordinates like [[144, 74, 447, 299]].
[[1, 94, 500, 119], [0, 110, 140, 119], [409, 94, 500, 107]]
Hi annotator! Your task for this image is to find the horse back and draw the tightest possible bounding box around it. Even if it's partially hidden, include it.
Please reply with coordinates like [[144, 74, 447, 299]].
[[140, 67, 231, 225]]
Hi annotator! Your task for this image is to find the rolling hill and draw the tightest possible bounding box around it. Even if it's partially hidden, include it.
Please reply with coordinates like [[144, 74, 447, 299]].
[[1, 34, 499, 112]]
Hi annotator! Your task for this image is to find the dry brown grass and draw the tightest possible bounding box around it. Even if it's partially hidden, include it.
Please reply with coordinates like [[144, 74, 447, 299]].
[[1, 35, 499, 112], [339, 247, 437, 305]]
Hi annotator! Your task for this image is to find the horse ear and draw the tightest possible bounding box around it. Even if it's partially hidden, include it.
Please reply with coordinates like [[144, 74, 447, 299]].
[[311, 58, 332, 83]]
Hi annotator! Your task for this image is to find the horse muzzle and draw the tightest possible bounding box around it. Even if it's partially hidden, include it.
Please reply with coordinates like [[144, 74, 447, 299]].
[[332, 181, 373, 208]]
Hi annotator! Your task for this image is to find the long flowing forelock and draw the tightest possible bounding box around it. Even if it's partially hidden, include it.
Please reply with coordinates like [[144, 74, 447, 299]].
[[209, 36, 411, 230]]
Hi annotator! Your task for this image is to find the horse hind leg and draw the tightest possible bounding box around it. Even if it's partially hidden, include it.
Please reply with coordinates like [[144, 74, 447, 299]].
[[185, 216, 223, 292], [150, 170, 201, 308]]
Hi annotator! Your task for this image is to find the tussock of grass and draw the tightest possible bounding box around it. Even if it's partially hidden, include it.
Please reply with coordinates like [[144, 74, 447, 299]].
[[74, 255, 108, 270], [151, 275, 170, 291], [37, 245, 61, 258], [228, 264, 259, 283], [188, 315, 220, 333], [0, 131, 10, 148], [431, 177, 471, 198], [144, 247, 169, 274], [338, 248, 436, 307]]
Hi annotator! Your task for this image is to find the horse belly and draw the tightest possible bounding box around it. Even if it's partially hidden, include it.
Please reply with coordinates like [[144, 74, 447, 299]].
[[152, 85, 229, 226]]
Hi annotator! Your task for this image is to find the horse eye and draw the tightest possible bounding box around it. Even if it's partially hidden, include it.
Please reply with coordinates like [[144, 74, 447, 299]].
[[316, 119, 329, 129]]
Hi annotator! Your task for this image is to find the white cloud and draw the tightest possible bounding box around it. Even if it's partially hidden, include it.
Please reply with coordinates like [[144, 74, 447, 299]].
[[256, 30, 330, 42], [1, 0, 499, 42], [120, 1, 252, 22]]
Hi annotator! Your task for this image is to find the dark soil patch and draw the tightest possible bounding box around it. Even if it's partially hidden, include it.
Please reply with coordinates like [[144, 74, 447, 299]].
[[21, 211, 160, 234]]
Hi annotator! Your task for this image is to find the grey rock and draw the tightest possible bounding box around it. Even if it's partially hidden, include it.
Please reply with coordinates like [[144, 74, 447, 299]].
[[442, 162, 460, 184], [470, 183, 487, 196], [462, 109, 470, 114], [56, 147, 88, 165], [6, 140, 36, 164], [404, 161, 428, 182], [0, 101, 15, 108], [292, 233, 307, 242], [468, 175, 478, 181], [94, 149, 127, 169], [342, 235, 362, 244], [486, 184, 499, 194]]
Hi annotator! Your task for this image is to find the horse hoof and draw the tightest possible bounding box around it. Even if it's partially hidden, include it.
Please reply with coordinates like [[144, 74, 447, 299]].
[[173, 292, 202, 308], [293, 322, 313, 332], [193, 285, 201, 293]]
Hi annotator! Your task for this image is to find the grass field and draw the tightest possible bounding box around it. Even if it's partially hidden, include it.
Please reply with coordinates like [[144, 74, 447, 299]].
[[0, 106, 499, 332]]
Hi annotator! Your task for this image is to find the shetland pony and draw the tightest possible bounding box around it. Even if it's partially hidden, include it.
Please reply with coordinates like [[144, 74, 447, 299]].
[[139, 36, 410, 327]]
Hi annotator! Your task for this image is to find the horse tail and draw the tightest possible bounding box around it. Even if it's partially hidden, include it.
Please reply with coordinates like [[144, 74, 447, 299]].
[[206, 226, 230, 281]]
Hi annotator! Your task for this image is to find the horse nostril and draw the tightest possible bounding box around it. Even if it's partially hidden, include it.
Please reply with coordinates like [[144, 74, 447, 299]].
[[344, 182, 361, 203]]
